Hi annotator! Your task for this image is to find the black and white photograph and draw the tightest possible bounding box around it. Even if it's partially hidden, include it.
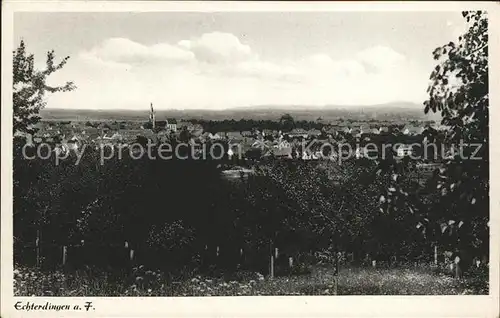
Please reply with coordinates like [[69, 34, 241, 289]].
[[1, 1, 499, 317]]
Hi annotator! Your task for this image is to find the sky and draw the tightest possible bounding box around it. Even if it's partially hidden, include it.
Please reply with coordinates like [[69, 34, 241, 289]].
[[14, 12, 469, 110]]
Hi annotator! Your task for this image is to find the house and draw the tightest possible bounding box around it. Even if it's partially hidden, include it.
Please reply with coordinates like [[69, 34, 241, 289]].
[[324, 127, 338, 136], [396, 145, 414, 157], [287, 128, 308, 139], [308, 128, 322, 138], [208, 132, 222, 140], [273, 139, 291, 149], [353, 126, 365, 139], [355, 146, 375, 159], [191, 127, 204, 138], [302, 150, 319, 160], [165, 118, 177, 132], [226, 131, 245, 143], [262, 129, 275, 137], [200, 132, 210, 141], [177, 121, 194, 131], [65, 139, 79, 151], [251, 138, 270, 150], [264, 147, 293, 159], [343, 127, 353, 135], [403, 124, 424, 136]]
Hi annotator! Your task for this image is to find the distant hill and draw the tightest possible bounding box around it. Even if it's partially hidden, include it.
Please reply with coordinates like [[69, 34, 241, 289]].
[[41, 102, 440, 123]]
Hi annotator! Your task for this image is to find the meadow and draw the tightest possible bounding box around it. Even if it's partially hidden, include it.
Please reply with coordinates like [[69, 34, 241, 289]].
[[14, 263, 488, 297]]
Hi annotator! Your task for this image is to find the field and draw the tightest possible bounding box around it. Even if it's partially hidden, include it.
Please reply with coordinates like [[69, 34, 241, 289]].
[[14, 264, 488, 297], [39, 103, 440, 123]]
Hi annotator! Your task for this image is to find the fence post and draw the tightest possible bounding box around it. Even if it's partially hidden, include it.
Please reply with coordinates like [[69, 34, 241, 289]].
[[270, 255, 274, 279], [35, 230, 40, 268], [62, 246, 67, 266], [454, 256, 462, 279], [333, 276, 338, 295], [269, 239, 275, 279], [288, 257, 293, 268], [333, 252, 339, 295], [434, 245, 438, 265]]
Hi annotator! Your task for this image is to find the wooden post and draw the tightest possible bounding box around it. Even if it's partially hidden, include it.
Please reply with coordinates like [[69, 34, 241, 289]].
[[333, 276, 338, 295], [124, 242, 129, 266], [454, 256, 462, 279], [35, 230, 40, 268], [434, 245, 438, 265], [288, 257, 293, 268], [270, 255, 274, 279], [62, 246, 67, 266], [391, 255, 397, 267], [333, 252, 339, 295]]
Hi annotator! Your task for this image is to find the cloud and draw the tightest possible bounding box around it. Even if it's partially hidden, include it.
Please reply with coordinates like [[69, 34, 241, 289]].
[[46, 33, 424, 109], [179, 32, 254, 64], [304, 54, 366, 79], [356, 45, 406, 72], [84, 37, 195, 65]]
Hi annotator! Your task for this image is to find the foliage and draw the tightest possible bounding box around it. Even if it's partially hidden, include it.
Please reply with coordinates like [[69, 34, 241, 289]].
[[13, 40, 75, 135], [425, 11, 489, 256], [189, 116, 325, 134], [379, 11, 489, 268], [147, 220, 195, 251], [279, 113, 295, 132]]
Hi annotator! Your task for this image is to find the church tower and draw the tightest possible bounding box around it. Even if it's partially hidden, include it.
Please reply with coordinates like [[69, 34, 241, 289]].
[[149, 102, 156, 129]]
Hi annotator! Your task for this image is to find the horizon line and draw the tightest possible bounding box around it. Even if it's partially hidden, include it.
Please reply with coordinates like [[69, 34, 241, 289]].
[[42, 101, 427, 113]]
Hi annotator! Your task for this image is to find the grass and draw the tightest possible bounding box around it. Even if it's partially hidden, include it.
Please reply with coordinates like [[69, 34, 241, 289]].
[[13, 264, 488, 297]]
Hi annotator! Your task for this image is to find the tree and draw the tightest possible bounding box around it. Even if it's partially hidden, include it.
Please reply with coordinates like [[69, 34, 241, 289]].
[[424, 11, 489, 262], [279, 113, 295, 132], [13, 40, 76, 136], [382, 11, 489, 269]]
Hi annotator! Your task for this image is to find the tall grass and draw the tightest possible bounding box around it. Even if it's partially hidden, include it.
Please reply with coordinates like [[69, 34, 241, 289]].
[[14, 263, 488, 296]]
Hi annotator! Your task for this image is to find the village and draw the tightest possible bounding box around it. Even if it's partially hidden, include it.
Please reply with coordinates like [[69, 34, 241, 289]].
[[24, 102, 449, 169]]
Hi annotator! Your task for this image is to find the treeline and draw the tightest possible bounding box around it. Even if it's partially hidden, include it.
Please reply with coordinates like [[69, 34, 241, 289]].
[[189, 118, 323, 133], [14, 134, 486, 277]]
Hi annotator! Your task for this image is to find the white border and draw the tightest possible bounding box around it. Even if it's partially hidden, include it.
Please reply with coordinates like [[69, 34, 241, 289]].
[[2, 2, 499, 317]]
